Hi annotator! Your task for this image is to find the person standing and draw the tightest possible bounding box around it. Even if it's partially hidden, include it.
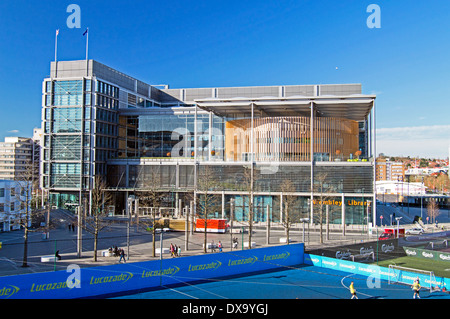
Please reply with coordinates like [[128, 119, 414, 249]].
[[349, 281, 358, 299], [412, 280, 421, 299]]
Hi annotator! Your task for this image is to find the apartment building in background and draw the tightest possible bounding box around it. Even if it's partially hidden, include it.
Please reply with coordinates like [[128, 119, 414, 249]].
[[0, 179, 31, 231], [0, 137, 39, 181], [375, 159, 405, 181], [41, 59, 376, 227]]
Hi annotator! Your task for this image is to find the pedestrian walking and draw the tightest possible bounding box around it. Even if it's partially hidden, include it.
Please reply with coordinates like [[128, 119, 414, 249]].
[[218, 241, 222, 252], [177, 245, 181, 257], [119, 249, 126, 263]]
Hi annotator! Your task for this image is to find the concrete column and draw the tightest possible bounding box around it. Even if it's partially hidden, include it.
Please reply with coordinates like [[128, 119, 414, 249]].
[[342, 193, 346, 236]]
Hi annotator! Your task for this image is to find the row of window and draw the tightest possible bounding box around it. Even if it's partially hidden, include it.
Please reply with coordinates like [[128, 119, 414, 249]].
[[0, 188, 28, 197], [0, 203, 26, 212], [97, 81, 119, 98], [45, 80, 119, 107]]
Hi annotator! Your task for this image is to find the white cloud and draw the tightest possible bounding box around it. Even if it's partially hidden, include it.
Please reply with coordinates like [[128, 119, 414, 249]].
[[376, 125, 450, 158], [7, 130, 19, 133]]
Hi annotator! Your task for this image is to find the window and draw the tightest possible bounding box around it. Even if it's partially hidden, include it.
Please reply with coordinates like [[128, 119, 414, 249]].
[[85, 79, 91, 92], [52, 107, 82, 133], [53, 80, 83, 106], [46, 81, 52, 93]]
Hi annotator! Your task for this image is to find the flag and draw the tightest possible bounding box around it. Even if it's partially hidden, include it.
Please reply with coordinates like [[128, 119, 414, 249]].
[[83, 28, 88, 36]]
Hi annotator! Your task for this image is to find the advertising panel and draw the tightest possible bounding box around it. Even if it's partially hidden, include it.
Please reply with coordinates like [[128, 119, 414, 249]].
[[0, 243, 304, 299], [403, 246, 450, 262], [307, 238, 402, 261], [304, 253, 449, 289]]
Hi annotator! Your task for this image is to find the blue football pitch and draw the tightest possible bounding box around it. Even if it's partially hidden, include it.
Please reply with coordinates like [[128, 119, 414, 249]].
[[115, 264, 450, 299]]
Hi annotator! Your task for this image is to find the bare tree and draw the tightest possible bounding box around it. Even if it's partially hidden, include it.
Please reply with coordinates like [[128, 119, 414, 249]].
[[312, 173, 333, 244], [280, 179, 299, 244], [82, 177, 112, 262], [15, 179, 34, 267], [136, 166, 164, 257], [196, 165, 221, 253], [242, 166, 255, 249], [427, 199, 440, 225], [14, 163, 48, 267]]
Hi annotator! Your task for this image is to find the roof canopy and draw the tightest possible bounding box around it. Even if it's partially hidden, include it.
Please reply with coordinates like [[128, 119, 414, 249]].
[[195, 95, 375, 121]]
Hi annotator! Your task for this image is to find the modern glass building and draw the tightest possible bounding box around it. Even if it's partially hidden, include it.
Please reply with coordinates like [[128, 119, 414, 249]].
[[41, 60, 376, 227]]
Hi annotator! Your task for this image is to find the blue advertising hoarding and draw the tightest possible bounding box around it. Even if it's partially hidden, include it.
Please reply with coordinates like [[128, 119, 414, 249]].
[[0, 243, 304, 299], [304, 253, 449, 290]]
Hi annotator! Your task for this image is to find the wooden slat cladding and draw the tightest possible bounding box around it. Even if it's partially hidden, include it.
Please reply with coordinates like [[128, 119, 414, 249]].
[[225, 117, 358, 162]]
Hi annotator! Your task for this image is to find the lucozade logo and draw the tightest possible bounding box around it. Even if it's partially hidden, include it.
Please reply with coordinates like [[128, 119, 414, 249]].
[[0, 285, 19, 298], [89, 272, 134, 285]]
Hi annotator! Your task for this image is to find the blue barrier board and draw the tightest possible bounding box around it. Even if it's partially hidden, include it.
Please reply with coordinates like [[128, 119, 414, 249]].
[[0, 243, 304, 299], [304, 253, 449, 289]]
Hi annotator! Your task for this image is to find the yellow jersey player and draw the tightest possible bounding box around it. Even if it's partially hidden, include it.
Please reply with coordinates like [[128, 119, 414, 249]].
[[412, 280, 421, 299], [350, 281, 358, 299]]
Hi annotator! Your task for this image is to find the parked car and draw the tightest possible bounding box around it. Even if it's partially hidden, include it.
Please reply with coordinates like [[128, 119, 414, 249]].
[[406, 228, 424, 235]]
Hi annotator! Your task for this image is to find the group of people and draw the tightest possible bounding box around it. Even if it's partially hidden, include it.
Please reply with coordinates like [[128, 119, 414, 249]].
[[170, 243, 181, 257], [210, 240, 223, 252], [108, 246, 127, 262], [348, 277, 423, 299]]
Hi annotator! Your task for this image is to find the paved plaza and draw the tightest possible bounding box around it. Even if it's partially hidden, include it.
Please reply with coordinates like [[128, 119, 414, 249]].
[[0, 204, 448, 277]]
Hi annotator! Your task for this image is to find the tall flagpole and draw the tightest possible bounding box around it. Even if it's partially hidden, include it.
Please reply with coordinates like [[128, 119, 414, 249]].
[[84, 27, 89, 60], [54, 29, 59, 78], [54, 29, 59, 62], [84, 27, 89, 76]]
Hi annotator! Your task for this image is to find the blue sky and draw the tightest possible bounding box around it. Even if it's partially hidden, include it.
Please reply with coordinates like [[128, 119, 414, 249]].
[[0, 0, 449, 158]]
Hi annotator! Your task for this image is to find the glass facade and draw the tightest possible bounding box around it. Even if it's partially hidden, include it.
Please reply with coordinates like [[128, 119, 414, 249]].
[[41, 61, 375, 226], [106, 162, 374, 225], [119, 112, 225, 160], [42, 78, 119, 189], [53, 80, 83, 106]]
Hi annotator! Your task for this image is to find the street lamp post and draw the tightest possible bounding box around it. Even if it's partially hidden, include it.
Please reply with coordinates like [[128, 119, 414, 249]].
[[230, 199, 234, 251], [396, 217, 402, 238], [421, 177, 424, 220], [77, 204, 82, 258], [158, 228, 167, 286], [127, 196, 136, 261], [300, 218, 309, 243]]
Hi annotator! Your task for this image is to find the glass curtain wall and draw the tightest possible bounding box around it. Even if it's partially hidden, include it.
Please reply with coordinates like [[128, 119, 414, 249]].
[[135, 112, 225, 160]]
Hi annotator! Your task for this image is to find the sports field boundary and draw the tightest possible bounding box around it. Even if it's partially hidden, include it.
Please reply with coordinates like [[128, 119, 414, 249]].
[[304, 253, 450, 290]]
